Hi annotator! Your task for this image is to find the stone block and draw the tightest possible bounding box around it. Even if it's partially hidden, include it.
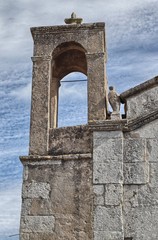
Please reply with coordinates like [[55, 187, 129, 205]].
[[123, 185, 138, 208], [123, 138, 146, 162], [21, 199, 32, 216], [94, 138, 123, 163], [138, 184, 158, 206], [30, 198, 53, 216], [93, 161, 123, 184], [146, 139, 158, 162], [21, 216, 55, 233], [149, 162, 158, 186], [93, 131, 123, 141], [94, 206, 123, 232], [123, 206, 158, 240], [123, 162, 149, 184], [93, 185, 104, 206], [22, 182, 50, 199], [20, 233, 30, 240], [105, 184, 123, 206], [94, 231, 124, 240]]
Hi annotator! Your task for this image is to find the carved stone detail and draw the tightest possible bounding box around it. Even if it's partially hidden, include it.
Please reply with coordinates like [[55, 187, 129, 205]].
[[108, 86, 121, 120]]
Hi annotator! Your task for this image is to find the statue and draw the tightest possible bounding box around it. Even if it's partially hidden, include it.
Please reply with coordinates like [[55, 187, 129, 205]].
[[108, 86, 121, 119]]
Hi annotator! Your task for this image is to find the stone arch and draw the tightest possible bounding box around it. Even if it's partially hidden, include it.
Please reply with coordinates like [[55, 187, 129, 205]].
[[50, 41, 87, 128]]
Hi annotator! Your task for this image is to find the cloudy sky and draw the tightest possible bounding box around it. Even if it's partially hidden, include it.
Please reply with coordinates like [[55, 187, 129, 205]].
[[0, 0, 158, 239]]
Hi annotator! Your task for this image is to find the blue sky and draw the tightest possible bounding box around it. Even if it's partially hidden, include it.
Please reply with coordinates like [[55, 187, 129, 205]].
[[0, 0, 158, 239]]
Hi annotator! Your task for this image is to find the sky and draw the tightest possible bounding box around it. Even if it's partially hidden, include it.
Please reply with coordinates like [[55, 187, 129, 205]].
[[0, 0, 158, 239]]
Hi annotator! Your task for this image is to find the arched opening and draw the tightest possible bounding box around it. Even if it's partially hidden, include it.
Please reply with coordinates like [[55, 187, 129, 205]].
[[58, 72, 87, 127], [50, 41, 87, 128]]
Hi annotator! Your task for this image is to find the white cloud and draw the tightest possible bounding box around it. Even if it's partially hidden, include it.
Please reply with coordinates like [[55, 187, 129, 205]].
[[9, 82, 31, 101], [0, 181, 22, 236]]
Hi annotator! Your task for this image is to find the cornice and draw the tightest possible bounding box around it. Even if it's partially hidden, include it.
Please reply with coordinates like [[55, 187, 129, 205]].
[[124, 109, 158, 132], [31, 22, 105, 39], [120, 76, 158, 103]]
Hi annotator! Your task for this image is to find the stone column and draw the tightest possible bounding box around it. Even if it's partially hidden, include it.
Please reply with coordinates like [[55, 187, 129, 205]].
[[50, 77, 60, 128], [93, 131, 124, 240], [29, 56, 51, 155], [86, 53, 108, 123]]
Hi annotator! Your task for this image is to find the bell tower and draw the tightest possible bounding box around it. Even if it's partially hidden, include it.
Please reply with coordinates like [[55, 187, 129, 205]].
[[29, 15, 108, 156], [20, 14, 109, 240]]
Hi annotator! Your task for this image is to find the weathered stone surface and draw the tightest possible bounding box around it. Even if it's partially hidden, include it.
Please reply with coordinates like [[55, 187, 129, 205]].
[[93, 131, 123, 184], [94, 206, 123, 232], [94, 131, 123, 140], [123, 185, 138, 208], [94, 138, 123, 162], [138, 184, 158, 206], [93, 161, 123, 184], [21, 199, 32, 216], [149, 162, 158, 186], [29, 58, 51, 155], [123, 138, 146, 162], [94, 231, 124, 240], [49, 125, 92, 155], [93, 131, 123, 163], [21, 159, 93, 239], [105, 184, 123, 206], [28, 233, 56, 240], [20, 233, 30, 240], [123, 206, 158, 240], [123, 161, 149, 184], [87, 52, 107, 122], [93, 185, 104, 206], [31, 23, 106, 55], [21, 216, 55, 233], [146, 139, 158, 162], [120, 77, 158, 119], [30, 198, 53, 216], [22, 182, 50, 199], [132, 119, 158, 138]]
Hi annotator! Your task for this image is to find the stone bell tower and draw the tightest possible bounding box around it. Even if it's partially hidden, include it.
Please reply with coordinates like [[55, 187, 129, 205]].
[[29, 15, 108, 156]]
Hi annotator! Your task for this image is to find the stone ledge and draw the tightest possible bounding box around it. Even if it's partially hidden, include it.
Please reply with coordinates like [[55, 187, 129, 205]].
[[20, 153, 92, 164], [89, 109, 158, 132], [89, 119, 127, 131]]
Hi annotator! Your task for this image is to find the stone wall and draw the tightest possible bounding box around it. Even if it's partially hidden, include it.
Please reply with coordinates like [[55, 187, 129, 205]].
[[123, 120, 158, 240], [20, 155, 93, 240], [120, 76, 158, 119], [20, 117, 158, 240], [49, 125, 92, 155], [92, 118, 158, 240]]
